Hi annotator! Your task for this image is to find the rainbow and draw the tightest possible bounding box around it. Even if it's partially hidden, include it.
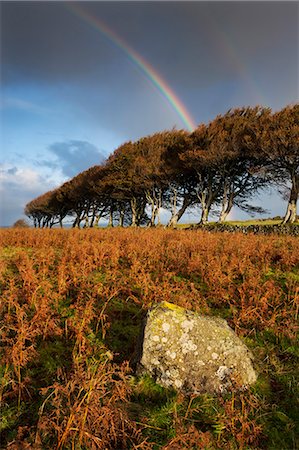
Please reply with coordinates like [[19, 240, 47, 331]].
[[204, 9, 265, 106], [66, 3, 197, 132]]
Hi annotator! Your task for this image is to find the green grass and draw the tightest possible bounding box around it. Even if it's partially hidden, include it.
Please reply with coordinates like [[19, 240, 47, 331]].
[[125, 330, 299, 449], [226, 219, 283, 226], [176, 218, 299, 228]]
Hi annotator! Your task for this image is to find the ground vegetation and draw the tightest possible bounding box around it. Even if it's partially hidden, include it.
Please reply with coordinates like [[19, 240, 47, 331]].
[[0, 228, 298, 449]]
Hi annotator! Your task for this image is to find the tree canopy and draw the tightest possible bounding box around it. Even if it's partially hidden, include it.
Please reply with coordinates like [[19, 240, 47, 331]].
[[25, 104, 299, 227]]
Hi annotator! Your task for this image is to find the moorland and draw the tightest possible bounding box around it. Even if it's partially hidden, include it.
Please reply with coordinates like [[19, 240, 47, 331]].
[[0, 227, 298, 449]]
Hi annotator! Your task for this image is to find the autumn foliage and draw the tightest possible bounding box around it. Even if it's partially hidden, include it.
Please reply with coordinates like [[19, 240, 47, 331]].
[[25, 104, 299, 228], [0, 228, 298, 448]]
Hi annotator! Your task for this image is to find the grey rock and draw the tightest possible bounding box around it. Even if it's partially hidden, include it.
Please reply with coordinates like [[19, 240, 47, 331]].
[[137, 302, 257, 394]]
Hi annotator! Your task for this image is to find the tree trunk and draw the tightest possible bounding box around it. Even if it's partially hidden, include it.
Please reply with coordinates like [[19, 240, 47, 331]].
[[195, 175, 214, 225], [283, 175, 298, 224], [72, 214, 81, 228], [219, 209, 227, 223], [83, 215, 89, 228], [130, 198, 137, 227], [119, 208, 125, 227], [197, 191, 211, 225], [219, 182, 228, 223], [200, 206, 209, 224], [171, 187, 177, 219], [136, 200, 146, 226], [95, 214, 101, 227], [219, 193, 234, 223], [283, 200, 297, 224], [150, 205, 158, 227], [42, 217, 48, 228], [90, 208, 96, 227], [156, 190, 162, 226], [167, 197, 192, 227], [150, 199, 156, 227], [108, 209, 114, 227], [145, 189, 159, 227], [149, 199, 156, 227]]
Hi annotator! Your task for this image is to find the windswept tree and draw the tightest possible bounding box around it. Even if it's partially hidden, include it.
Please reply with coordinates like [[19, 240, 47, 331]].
[[154, 129, 197, 227], [54, 167, 108, 228], [180, 124, 223, 224], [135, 133, 168, 226], [207, 107, 271, 222], [104, 142, 148, 227], [24, 103, 297, 227], [261, 104, 299, 223], [25, 190, 64, 227], [135, 129, 192, 226], [54, 175, 85, 228], [25, 195, 45, 227], [84, 165, 112, 227]]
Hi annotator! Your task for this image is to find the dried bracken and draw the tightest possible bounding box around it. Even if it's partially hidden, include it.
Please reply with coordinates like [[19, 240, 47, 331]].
[[0, 228, 298, 448]]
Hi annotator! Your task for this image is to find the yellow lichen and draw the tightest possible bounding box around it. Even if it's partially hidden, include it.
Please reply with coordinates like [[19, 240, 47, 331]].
[[154, 301, 185, 313]]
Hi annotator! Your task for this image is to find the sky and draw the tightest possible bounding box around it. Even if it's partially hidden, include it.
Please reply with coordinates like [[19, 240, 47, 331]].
[[1, 0, 298, 226]]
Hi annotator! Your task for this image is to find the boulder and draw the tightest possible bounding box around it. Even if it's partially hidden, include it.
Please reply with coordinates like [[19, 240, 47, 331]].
[[137, 302, 257, 394]]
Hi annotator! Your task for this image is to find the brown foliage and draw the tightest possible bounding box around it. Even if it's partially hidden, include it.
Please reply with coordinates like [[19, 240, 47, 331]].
[[0, 228, 298, 448]]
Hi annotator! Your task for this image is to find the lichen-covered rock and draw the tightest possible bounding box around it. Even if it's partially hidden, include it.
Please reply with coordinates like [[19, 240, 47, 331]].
[[137, 302, 257, 394]]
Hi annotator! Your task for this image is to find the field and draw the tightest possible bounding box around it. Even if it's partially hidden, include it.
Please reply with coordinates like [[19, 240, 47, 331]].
[[0, 228, 298, 449]]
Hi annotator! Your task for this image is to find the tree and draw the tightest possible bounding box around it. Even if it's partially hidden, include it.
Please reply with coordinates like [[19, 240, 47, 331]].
[[155, 130, 197, 227], [55, 168, 103, 228], [134, 130, 192, 226], [103, 142, 147, 227], [83, 165, 112, 227], [24, 104, 297, 227], [206, 107, 271, 222], [261, 104, 299, 223], [12, 219, 30, 228], [134, 133, 169, 226], [180, 124, 222, 224], [25, 191, 62, 228]]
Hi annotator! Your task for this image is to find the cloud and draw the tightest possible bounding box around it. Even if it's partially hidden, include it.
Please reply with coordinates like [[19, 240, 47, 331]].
[[0, 165, 54, 226], [0, 96, 50, 115], [0, 166, 42, 189], [6, 167, 18, 175], [2, 2, 297, 141], [40, 140, 106, 178], [2, 1, 297, 91]]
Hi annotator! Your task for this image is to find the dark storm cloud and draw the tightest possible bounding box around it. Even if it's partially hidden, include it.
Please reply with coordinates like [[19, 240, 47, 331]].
[[1, 1, 297, 225], [2, 1, 298, 90], [42, 140, 106, 178], [1, 1, 119, 84]]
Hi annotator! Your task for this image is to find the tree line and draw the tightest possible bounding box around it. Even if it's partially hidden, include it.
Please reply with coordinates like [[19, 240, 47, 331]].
[[25, 104, 299, 228]]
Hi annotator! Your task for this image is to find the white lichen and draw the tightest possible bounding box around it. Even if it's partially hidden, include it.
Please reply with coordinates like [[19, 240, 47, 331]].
[[162, 322, 171, 333], [216, 365, 231, 381], [174, 379, 183, 388], [181, 319, 194, 331]]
